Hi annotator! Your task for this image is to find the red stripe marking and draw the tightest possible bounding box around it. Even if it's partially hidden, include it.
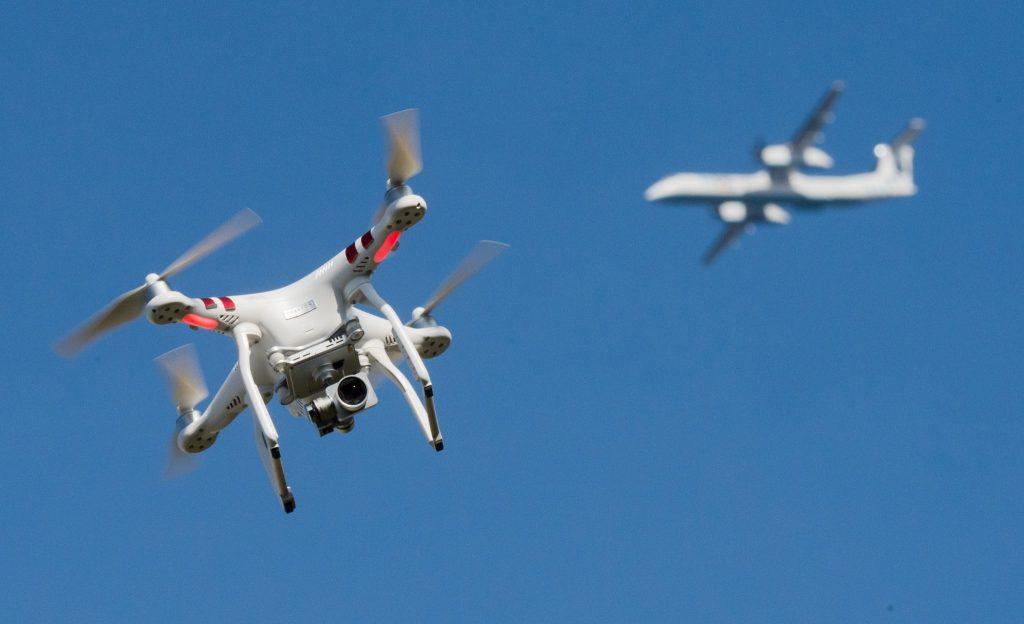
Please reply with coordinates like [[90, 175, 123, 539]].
[[361, 231, 374, 248], [219, 296, 236, 311], [201, 297, 217, 310], [345, 243, 358, 263]]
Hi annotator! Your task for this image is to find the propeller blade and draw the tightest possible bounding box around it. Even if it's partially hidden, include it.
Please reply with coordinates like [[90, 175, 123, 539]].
[[752, 136, 766, 163], [420, 240, 509, 317], [159, 208, 261, 280], [55, 209, 260, 357], [54, 284, 150, 357], [163, 430, 200, 480], [370, 201, 388, 227], [154, 344, 209, 410], [382, 109, 422, 185]]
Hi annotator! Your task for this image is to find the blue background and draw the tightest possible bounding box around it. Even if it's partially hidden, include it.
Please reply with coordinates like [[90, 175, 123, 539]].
[[2, 2, 1022, 622]]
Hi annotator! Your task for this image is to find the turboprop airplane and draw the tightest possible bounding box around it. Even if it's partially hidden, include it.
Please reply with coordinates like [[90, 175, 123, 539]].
[[644, 82, 925, 264]]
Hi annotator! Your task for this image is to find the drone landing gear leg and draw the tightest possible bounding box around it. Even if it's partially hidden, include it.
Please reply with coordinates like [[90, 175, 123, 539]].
[[356, 283, 443, 452], [366, 345, 443, 451], [233, 323, 296, 514]]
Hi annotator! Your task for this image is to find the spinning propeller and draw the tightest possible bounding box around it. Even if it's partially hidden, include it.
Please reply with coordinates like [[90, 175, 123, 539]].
[[372, 109, 424, 224], [55, 209, 261, 357], [360, 112, 507, 452], [383, 108, 423, 186], [410, 240, 510, 325], [154, 344, 209, 479], [55, 107, 506, 513]]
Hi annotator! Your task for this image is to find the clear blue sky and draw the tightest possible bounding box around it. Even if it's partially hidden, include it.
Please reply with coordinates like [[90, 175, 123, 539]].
[[2, 2, 1022, 622]]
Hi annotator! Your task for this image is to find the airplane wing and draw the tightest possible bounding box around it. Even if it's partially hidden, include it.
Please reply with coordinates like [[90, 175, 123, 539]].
[[791, 81, 844, 153], [703, 222, 750, 265]]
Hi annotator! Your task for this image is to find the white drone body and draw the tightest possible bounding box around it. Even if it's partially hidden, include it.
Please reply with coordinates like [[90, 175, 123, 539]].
[[57, 110, 509, 514], [645, 82, 926, 263]]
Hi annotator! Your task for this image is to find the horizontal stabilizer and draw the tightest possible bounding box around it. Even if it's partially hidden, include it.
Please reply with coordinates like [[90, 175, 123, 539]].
[[891, 118, 925, 149]]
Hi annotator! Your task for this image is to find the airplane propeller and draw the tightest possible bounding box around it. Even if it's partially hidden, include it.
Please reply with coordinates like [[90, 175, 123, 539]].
[[752, 136, 766, 162], [55, 209, 261, 357], [409, 240, 510, 325], [154, 344, 209, 479]]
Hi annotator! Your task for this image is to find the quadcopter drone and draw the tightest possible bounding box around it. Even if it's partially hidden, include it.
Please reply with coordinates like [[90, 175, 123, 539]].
[[56, 110, 508, 513]]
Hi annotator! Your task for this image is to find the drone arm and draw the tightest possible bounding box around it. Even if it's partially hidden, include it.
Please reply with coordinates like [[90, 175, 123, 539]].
[[365, 343, 442, 449], [355, 282, 442, 450], [232, 323, 295, 513], [179, 363, 247, 443]]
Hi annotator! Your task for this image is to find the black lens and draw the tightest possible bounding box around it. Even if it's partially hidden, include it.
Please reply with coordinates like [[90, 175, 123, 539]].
[[338, 376, 368, 405]]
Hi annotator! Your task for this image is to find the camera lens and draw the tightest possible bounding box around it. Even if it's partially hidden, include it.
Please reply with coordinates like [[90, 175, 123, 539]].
[[337, 376, 368, 406]]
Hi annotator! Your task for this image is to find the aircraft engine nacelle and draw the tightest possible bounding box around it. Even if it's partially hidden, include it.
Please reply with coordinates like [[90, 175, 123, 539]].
[[717, 201, 747, 223], [799, 146, 834, 169], [758, 143, 834, 169], [761, 203, 791, 225], [759, 143, 793, 168]]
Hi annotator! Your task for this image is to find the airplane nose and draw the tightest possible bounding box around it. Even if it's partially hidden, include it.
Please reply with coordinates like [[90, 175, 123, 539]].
[[644, 178, 672, 201]]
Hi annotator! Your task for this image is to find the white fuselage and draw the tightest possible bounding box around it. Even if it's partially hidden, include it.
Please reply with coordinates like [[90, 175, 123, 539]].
[[643, 141, 920, 264], [644, 163, 916, 209]]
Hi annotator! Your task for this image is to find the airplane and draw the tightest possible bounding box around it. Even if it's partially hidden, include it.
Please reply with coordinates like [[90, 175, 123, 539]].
[[55, 110, 509, 513], [644, 82, 925, 264]]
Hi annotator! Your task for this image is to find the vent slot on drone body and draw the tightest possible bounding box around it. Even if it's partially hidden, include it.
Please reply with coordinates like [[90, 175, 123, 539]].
[[226, 395, 244, 412]]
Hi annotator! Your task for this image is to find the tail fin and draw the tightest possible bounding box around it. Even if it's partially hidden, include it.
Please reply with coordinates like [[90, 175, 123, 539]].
[[875, 118, 925, 176]]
